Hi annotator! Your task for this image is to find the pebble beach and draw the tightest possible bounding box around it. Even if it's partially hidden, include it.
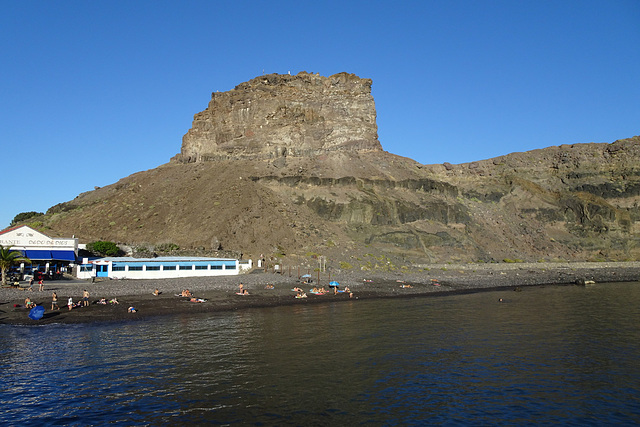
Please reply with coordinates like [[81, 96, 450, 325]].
[[2, 262, 640, 325]]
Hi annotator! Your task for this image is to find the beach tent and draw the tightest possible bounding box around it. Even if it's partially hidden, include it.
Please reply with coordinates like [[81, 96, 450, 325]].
[[28, 305, 45, 320]]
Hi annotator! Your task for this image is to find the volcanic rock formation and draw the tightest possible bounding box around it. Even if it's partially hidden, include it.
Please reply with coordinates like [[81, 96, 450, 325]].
[[8, 72, 640, 268], [177, 72, 382, 162]]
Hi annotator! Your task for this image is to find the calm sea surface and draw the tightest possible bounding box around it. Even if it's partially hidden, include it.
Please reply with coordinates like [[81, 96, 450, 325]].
[[2, 282, 640, 425]]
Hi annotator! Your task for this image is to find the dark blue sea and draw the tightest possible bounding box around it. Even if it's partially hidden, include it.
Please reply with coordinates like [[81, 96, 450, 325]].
[[2, 282, 640, 425]]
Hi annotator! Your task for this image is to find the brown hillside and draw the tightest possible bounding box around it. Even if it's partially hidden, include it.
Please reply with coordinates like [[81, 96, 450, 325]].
[[7, 72, 640, 269]]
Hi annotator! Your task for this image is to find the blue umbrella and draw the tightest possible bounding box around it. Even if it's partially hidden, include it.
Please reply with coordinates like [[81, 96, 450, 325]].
[[329, 281, 340, 287], [29, 305, 45, 320]]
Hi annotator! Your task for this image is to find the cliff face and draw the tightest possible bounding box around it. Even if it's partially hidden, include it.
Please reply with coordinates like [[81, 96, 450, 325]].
[[13, 72, 640, 268], [177, 72, 381, 162]]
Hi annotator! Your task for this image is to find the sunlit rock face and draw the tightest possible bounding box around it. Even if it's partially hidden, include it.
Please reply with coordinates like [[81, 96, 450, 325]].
[[177, 72, 382, 162]]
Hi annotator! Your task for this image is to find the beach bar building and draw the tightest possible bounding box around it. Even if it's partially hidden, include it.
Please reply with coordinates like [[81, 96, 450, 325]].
[[76, 256, 249, 280], [0, 225, 78, 275]]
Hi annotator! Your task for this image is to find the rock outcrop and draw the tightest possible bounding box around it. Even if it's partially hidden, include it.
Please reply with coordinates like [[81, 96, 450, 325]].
[[177, 72, 382, 162], [9, 71, 640, 268]]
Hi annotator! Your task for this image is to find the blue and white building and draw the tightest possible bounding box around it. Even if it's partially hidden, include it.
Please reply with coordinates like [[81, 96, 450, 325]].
[[0, 225, 78, 275], [77, 256, 251, 280]]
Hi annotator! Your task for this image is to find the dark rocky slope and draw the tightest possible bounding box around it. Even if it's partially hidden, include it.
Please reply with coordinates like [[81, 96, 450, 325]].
[[9, 72, 640, 269]]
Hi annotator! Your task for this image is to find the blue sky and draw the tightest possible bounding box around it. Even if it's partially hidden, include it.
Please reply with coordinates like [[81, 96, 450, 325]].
[[1, 0, 639, 229]]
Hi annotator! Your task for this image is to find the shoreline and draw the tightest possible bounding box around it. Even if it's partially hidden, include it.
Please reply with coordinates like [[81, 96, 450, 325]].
[[2, 262, 639, 326]]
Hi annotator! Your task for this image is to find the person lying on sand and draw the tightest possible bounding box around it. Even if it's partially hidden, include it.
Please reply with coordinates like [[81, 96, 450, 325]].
[[400, 284, 413, 288], [236, 289, 250, 295], [295, 291, 307, 298], [181, 289, 192, 297], [190, 297, 207, 303], [128, 306, 137, 313], [292, 286, 303, 292], [109, 298, 119, 305], [153, 289, 161, 296], [264, 284, 274, 289]]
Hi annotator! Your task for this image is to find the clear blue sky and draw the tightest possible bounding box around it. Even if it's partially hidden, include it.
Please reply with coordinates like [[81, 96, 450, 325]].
[[1, 0, 639, 229]]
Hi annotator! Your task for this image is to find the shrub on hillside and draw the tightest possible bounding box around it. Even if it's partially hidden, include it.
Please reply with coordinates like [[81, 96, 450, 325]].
[[156, 243, 180, 253], [11, 211, 43, 226], [87, 241, 122, 257]]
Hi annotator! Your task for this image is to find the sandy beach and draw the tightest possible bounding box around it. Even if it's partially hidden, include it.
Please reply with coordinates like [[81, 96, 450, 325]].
[[2, 262, 639, 325]]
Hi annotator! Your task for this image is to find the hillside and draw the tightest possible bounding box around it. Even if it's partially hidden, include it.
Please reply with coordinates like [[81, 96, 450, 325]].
[[7, 72, 640, 269]]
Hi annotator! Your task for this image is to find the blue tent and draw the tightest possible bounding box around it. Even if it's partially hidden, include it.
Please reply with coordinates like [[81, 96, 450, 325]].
[[28, 305, 45, 320]]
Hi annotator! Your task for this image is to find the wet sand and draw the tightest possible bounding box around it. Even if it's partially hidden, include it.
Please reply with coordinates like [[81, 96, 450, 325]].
[[2, 262, 639, 325]]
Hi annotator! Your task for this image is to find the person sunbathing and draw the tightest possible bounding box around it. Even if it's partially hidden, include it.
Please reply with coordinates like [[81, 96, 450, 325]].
[[190, 297, 206, 303], [128, 306, 137, 313], [292, 286, 303, 292]]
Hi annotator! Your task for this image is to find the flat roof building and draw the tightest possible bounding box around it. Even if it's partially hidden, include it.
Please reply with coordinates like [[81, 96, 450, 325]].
[[77, 256, 250, 280]]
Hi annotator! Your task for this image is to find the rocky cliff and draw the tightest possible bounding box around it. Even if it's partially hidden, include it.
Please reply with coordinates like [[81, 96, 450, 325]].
[[10, 72, 640, 269], [177, 72, 381, 162]]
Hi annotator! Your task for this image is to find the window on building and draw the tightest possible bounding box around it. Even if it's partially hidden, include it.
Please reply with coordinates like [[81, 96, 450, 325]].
[[163, 265, 176, 271], [80, 265, 93, 272], [128, 266, 143, 271], [211, 265, 222, 270], [179, 265, 192, 270], [195, 265, 208, 270], [112, 266, 126, 271], [146, 266, 160, 271]]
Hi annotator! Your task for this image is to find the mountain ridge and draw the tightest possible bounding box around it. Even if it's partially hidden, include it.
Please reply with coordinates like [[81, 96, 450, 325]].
[[6, 71, 640, 269]]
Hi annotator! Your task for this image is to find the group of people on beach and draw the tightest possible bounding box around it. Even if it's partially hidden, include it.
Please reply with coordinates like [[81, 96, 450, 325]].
[[22, 289, 125, 315], [15, 277, 45, 292], [66, 289, 91, 310], [178, 288, 206, 302], [292, 283, 353, 298], [236, 283, 249, 295]]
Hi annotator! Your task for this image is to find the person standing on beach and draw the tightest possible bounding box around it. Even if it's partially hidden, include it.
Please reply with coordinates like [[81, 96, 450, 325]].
[[51, 292, 59, 310], [38, 278, 44, 292], [82, 290, 90, 307], [68, 297, 73, 311]]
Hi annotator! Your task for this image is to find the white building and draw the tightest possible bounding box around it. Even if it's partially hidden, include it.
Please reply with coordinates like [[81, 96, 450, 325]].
[[0, 225, 78, 274], [76, 256, 252, 280]]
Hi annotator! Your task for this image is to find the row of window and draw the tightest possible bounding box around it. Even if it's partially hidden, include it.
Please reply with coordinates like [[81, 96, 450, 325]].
[[80, 264, 236, 272]]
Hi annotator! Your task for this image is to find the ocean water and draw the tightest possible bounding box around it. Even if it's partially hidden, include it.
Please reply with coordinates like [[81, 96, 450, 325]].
[[2, 282, 640, 425]]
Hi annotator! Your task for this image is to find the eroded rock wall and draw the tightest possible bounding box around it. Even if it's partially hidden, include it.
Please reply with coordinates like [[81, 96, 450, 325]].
[[177, 72, 382, 162]]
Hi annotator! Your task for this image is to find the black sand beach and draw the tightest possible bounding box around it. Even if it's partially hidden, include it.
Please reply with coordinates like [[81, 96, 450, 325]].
[[2, 262, 639, 325]]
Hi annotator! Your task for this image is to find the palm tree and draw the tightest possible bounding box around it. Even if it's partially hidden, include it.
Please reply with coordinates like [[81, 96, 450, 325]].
[[0, 245, 30, 287]]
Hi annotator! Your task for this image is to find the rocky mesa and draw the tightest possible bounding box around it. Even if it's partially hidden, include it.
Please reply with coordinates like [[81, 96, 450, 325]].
[[11, 72, 640, 269]]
